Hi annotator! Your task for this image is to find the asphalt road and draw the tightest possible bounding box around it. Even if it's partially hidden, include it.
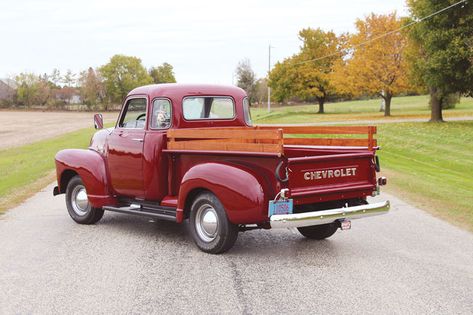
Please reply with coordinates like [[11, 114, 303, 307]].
[[1, 185, 472, 314]]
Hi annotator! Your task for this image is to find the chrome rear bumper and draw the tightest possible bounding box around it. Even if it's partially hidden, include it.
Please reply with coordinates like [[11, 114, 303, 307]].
[[270, 200, 390, 229]]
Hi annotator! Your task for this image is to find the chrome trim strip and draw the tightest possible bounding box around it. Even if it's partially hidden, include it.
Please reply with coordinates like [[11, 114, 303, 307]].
[[270, 200, 390, 229]]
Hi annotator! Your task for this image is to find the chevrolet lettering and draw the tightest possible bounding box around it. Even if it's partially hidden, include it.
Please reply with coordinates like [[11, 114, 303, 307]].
[[304, 167, 357, 181], [53, 83, 390, 254]]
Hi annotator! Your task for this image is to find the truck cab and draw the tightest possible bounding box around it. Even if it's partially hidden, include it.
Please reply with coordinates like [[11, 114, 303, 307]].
[[54, 84, 389, 254]]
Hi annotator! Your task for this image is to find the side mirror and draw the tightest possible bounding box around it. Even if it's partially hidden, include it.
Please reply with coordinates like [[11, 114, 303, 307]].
[[93, 113, 103, 129]]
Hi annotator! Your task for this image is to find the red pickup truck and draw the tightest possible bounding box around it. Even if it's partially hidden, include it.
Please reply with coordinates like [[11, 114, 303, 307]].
[[54, 84, 389, 254]]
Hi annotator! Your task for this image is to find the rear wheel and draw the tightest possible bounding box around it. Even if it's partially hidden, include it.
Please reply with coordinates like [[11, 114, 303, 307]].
[[189, 192, 238, 254], [65, 175, 104, 224], [294, 199, 365, 240], [297, 222, 339, 240]]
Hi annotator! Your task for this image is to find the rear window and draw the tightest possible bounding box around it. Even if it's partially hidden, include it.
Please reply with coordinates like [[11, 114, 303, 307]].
[[182, 97, 235, 120]]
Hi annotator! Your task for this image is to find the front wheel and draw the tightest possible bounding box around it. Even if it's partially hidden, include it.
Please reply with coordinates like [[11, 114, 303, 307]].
[[189, 192, 238, 254], [297, 222, 339, 240], [65, 175, 104, 225]]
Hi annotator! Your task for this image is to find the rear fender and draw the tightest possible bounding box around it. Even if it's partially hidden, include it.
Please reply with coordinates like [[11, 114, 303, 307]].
[[55, 149, 117, 208], [177, 163, 268, 225]]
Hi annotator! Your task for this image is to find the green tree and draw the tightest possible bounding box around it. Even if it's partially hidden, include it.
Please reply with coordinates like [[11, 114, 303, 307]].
[[268, 58, 296, 103], [99, 54, 153, 103], [235, 58, 257, 104], [407, 0, 473, 122], [15, 73, 40, 108], [149, 62, 177, 83], [293, 28, 343, 113], [269, 28, 343, 112]]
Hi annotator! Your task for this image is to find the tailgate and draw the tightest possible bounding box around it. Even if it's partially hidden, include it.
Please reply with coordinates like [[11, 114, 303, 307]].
[[287, 152, 376, 202]]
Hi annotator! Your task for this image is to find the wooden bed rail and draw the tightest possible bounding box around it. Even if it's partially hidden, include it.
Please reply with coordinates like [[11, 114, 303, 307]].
[[166, 125, 377, 155], [167, 128, 285, 156], [256, 125, 377, 151]]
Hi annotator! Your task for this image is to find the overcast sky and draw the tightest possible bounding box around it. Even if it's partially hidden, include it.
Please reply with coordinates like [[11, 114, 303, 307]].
[[0, 0, 408, 84]]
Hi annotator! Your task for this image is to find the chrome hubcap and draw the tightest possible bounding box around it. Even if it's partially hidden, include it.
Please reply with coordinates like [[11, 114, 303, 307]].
[[195, 204, 219, 242], [71, 185, 89, 216]]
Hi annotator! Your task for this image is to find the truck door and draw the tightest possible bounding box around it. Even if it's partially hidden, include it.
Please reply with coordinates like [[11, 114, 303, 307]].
[[107, 97, 147, 198], [143, 98, 173, 201]]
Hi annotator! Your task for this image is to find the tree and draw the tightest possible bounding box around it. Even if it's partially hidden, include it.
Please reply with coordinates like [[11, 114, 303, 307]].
[[50, 68, 61, 87], [254, 78, 268, 105], [294, 28, 343, 113], [269, 28, 343, 112], [235, 58, 257, 104], [336, 13, 410, 116], [149, 62, 176, 84], [268, 58, 297, 103], [63, 69, 76, 87], [15, 73, 39, 108], [79, 67, 105, 109], [99, 54, 153, 103], [407, 0, 473, 122]]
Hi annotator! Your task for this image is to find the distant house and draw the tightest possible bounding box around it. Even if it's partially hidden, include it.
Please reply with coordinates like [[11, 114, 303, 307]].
[[55, 87, 82, 104], [0, 79, 16, 101]]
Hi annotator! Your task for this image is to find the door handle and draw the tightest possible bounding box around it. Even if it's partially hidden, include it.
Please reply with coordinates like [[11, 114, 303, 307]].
[[131, 138, 144, 143]]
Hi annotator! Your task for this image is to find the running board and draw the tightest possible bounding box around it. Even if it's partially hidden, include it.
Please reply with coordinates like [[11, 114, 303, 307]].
[[103, 204, 177, 222]]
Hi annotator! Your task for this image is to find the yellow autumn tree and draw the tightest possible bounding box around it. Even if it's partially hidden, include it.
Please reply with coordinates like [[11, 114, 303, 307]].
[[336, 13, 410, 116]]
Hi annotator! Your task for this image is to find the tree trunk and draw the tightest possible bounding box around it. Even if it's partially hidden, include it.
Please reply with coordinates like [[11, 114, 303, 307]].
[[384, 93, 392, 117], [317, 98, 325, 114], [430, 87, 444, 122], [379, 90, 385, 112]]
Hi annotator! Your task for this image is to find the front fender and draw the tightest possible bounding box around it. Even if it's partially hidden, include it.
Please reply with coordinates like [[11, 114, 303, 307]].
[[55, 149, 116, 208], [177, 162, 268, 225]]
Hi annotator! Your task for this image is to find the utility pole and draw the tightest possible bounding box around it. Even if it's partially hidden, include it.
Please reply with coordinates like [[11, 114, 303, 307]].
[[267, 44, 272, 113]]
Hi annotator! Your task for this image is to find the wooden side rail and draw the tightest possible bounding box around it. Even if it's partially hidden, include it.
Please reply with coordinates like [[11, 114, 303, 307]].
[[166, 125, 377, 155], [167, 128, 284, 156], [256, 125, 377, 151]]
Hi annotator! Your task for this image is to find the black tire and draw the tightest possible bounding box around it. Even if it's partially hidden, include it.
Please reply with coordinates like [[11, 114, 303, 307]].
[[297, 222, 339, 240], [65, 175, 104, 225], [189, 192, 238, 254]]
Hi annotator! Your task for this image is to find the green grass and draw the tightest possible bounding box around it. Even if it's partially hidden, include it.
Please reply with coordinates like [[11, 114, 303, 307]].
[[0, 127, 96, 213], [252, 95, 473, 124], [377, 122, 473, 230]]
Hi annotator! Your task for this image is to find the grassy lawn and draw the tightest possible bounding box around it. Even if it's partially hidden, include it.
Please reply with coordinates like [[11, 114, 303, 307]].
[[0, 127, 96, 214], [377, 122, 473, 231], [252, 95, 473, 124]]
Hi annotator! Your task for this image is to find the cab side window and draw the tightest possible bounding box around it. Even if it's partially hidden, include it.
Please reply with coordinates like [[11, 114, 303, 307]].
[[119, 98, 147, 129], [150, 99, 172, 129]]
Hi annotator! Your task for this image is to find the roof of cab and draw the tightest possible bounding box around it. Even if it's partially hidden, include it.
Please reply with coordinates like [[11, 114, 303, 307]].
[[128, 83, 247, 99]]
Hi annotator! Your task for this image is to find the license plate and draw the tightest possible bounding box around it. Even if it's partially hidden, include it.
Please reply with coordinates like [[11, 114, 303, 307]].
[[340, 219, 351, 230], [268, 199, 293, 216]]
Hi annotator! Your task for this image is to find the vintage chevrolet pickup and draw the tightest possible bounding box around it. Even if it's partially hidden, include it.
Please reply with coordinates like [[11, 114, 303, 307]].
[[54, 84, 389, 254]]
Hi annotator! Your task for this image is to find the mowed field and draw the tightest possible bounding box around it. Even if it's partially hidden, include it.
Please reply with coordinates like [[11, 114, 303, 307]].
[[377, 122, 473, 231], [252, 95, 473, 123], [0, 110, 117, 149]]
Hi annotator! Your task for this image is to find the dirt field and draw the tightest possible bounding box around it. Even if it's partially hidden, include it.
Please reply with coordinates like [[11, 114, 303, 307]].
[[0, 111, 118, 149]]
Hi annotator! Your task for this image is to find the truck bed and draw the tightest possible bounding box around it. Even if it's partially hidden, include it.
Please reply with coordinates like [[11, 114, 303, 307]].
[[165, 126, 379, 207]]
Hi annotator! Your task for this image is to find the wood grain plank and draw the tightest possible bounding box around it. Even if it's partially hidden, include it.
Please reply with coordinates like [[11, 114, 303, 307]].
[[167, 128, 279, 140]]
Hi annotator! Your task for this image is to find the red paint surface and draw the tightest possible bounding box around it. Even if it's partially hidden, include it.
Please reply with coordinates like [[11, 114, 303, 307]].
[[55, 84, 382, 224]]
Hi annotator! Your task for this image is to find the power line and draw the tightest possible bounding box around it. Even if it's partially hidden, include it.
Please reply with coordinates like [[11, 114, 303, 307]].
[[292, 0, 468, 66]]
